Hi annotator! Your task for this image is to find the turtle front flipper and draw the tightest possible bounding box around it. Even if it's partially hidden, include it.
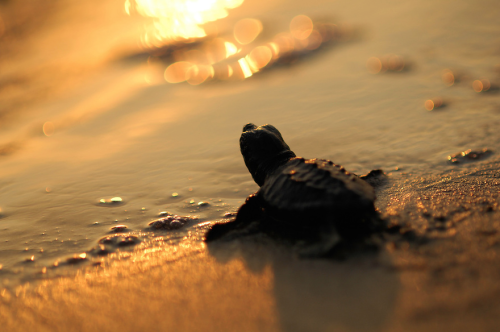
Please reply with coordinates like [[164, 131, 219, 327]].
[[205, 193, 264, 242]]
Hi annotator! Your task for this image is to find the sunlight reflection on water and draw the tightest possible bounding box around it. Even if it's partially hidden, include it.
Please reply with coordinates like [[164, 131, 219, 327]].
[[124, 0, 349, 85], [125, 0, 244, 45], [159, 17, 345, 85]]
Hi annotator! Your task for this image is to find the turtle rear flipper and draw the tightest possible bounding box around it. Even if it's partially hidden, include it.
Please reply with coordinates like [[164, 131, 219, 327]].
[[205, 193, 263, 242], [359, 169, 387, 187]]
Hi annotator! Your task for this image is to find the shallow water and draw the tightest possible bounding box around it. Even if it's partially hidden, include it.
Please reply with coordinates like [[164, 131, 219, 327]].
[[0, 0, 499, 288]]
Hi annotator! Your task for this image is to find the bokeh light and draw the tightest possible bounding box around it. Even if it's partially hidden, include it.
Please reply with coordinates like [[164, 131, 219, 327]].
[[246, 46, 273, 71], [164, 62, 195, 83], [151, 16, 346, 85], [186, 64, 214, 85], [224, 41, 238, 58], [238, 58, 253, 78], [367, 57, 382, 74], [304, 30, 322, 50], [234, 18, 263, 45], [290, 15, 313, 40], [43, 122, 55, 137]]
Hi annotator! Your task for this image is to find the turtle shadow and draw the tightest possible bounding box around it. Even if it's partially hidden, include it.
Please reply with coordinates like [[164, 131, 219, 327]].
[[207, 236, 400, 332]]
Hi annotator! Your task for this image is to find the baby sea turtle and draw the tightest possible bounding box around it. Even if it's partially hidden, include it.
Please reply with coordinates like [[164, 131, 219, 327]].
[[205, 123, 385, 256]]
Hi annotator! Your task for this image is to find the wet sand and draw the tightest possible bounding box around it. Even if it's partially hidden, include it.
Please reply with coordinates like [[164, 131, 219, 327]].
[[2, 159, 500, 332], [1, 0, 500, 330]]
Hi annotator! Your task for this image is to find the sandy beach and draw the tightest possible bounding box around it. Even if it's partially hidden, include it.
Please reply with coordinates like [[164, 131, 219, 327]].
[[1, 0, 500, 330], [2, 159, 500, 332]]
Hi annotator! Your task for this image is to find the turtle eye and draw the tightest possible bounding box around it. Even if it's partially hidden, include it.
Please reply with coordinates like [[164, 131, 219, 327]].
[[243, 123, 257, 132]]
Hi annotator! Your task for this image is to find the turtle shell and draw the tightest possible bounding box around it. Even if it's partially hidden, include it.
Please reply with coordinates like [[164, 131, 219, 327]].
[[258, 157, 378, 237]]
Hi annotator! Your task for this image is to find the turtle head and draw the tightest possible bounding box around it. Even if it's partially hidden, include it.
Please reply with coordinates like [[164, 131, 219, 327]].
[[240, 123, 296, 186]]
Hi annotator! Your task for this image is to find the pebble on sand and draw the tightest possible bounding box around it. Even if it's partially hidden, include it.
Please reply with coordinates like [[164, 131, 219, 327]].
[[148, 215, 198, 230], [98, 197, 124, 206], [110, 225, 128, 232], [24, 255, 35, 263], [367, 54, 407, 74], [442, 69, 455, 86], [65, 253, 87, 264], [424, 98, 445, 111], [448, 148, 492, 164], [158, 211, 173, 216], [472, 79, 492, 92], [98, 234, 140, 247]]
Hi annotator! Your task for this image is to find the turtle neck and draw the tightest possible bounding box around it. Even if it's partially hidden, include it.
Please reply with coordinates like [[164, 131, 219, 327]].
[[246, 150, 296, 187]]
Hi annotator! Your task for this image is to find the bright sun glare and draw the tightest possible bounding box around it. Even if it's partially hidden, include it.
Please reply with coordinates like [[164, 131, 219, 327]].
[[125, 0, 244, 45]]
